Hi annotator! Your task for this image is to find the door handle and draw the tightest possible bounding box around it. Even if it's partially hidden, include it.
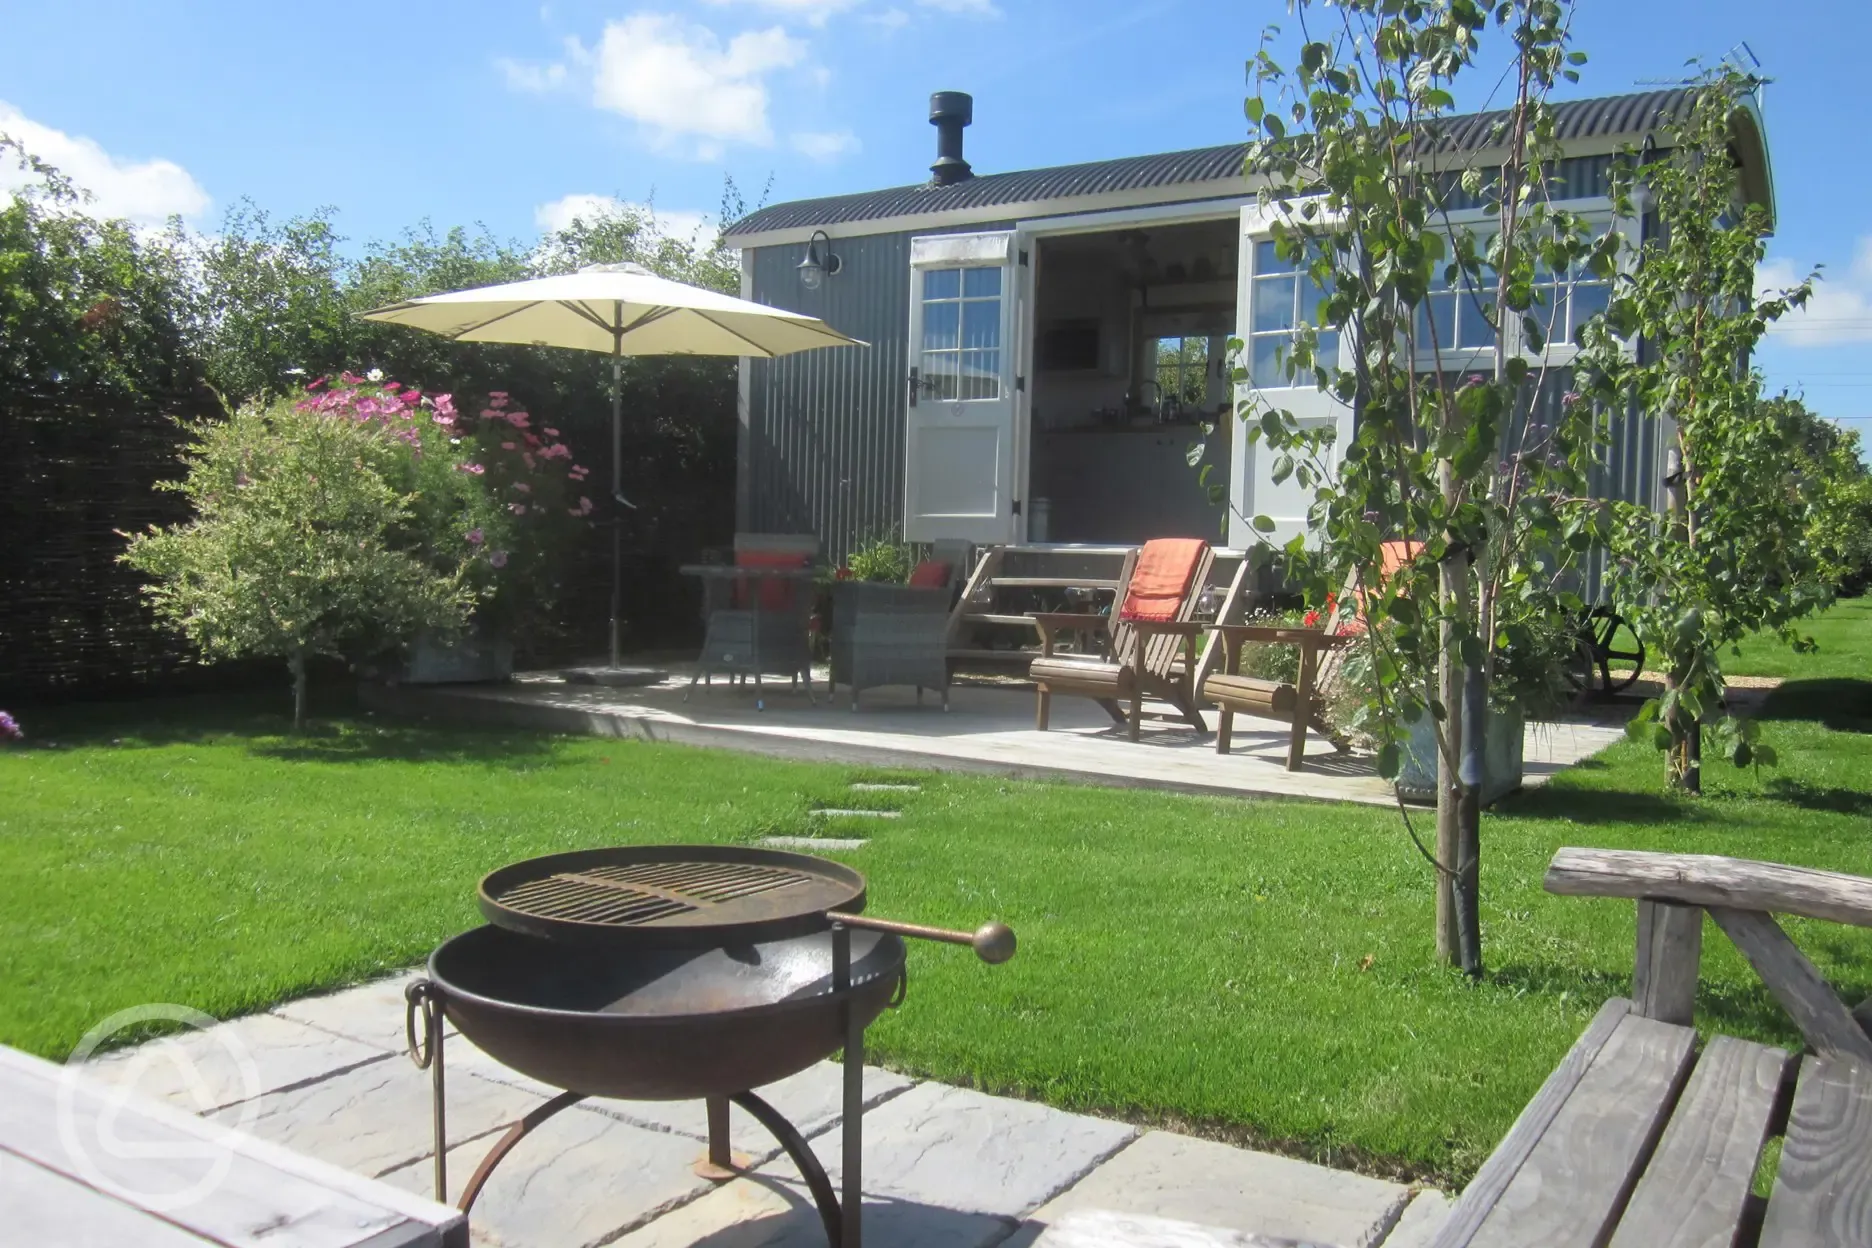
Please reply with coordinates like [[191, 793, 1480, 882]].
[[908, 366, 919, 408]]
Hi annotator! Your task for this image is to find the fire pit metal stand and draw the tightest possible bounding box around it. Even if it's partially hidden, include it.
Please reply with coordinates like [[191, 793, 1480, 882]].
[[406, 912, 1002, 1248]]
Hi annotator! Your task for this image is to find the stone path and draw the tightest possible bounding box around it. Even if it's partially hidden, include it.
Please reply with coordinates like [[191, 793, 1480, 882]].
[[88, 973, 1452, 1248]]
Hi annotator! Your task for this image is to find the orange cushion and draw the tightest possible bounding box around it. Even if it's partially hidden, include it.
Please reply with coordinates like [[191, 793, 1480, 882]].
[[1118, 538, 1207, 622], [735, 550, 808, 610], [908, 559, 951, 589]]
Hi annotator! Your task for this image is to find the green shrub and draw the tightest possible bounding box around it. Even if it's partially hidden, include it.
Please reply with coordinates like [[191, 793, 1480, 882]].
[[120, 396, 475, 727]]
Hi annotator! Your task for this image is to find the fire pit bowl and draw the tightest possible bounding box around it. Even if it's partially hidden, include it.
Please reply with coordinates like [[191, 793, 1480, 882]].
[[427, 923, 907, 1101]]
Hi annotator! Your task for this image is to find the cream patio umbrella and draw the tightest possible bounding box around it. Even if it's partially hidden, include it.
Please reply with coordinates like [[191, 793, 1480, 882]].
[[360, 262, 862, 667]]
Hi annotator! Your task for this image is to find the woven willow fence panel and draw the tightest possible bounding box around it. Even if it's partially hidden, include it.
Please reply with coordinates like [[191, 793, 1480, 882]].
[[0, 385, 219, 697]]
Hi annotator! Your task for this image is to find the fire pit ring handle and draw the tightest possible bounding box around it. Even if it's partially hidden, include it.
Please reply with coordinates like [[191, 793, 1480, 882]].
[[405, 979, 442, 1070], [825, 912, 1017, 964]]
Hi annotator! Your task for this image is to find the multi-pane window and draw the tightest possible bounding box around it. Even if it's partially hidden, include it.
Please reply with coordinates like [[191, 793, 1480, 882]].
[[1416, 261, 1499, 354], [920, 266, 1002, 400], [1154, 336, 1210, 408], [1248, 240, 1339, 388], [1531, 260, 1613, 346]]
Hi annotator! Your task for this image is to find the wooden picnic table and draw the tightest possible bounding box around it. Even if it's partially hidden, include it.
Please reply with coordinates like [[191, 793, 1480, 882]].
[[0, 1043, 465, 1246]]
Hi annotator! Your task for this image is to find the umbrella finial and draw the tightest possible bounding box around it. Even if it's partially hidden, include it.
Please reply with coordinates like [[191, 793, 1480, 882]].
[[580, 262, 653, 276]]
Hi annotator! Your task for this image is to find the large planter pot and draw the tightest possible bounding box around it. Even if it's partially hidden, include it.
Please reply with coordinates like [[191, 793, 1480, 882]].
[[401, 633, 514, 684], [1395, 703, 1525, 807], [828, 580, 951, 709]]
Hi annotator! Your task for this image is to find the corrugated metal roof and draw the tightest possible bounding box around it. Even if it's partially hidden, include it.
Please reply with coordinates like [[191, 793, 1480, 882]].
[[726, 88, 1701, 239]]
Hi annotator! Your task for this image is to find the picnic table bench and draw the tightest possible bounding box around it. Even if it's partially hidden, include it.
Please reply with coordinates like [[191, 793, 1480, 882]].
[[1428, 848, 1872, 1248], [1037, 848, 1872, 1247]]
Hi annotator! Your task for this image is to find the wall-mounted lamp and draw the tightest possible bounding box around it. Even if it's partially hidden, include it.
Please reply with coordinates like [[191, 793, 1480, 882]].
[[796, 230, 842, 290]]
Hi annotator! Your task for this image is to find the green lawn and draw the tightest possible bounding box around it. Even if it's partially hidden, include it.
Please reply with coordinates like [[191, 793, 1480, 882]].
[[3, 598, 1868, 1186]]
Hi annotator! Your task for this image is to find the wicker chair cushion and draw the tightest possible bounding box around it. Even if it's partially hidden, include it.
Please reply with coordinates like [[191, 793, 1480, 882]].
[[907, 559, 952, 589], [734, 549, 809, 610]]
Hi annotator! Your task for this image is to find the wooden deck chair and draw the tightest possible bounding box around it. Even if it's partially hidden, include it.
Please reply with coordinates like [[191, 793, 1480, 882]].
[[1027, 538, 1214, 742]]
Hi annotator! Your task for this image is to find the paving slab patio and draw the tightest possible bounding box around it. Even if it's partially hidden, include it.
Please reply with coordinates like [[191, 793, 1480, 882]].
[[89, 973, 1454, 1248], [364, 669, 1627, 808]]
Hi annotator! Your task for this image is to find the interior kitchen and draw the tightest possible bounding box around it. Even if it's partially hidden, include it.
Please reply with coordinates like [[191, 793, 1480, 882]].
[[1026, 217, 1236, 545]]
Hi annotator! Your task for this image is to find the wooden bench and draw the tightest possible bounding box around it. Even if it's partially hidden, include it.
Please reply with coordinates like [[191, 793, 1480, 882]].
[[1202, 626, 1352, 771], [1428, 848, 1872, 1248]]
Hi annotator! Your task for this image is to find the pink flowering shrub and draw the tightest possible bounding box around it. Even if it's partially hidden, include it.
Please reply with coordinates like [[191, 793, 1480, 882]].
[[294, 374, 586, 631]]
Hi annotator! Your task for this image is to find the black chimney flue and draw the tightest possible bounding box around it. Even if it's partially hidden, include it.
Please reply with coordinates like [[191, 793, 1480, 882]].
[[929, 91, 973, 186]]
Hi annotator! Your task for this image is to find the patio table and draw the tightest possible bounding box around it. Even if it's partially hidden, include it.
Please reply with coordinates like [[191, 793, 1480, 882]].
[[0, 1042, 465, 1246]]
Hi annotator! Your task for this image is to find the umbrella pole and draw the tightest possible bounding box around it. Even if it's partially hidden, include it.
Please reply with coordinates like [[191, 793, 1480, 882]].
[[609, 337, 623, 668]]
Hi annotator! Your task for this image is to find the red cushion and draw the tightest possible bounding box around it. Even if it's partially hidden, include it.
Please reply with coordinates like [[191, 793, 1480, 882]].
[[908, 559, 951, 589], [1118, 538, 1207, 622], [734, 550, 808, 610]]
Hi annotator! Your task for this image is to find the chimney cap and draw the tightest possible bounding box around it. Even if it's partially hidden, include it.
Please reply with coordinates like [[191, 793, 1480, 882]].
[[928, 90, 974, 186], [929, 91, 974, 124]]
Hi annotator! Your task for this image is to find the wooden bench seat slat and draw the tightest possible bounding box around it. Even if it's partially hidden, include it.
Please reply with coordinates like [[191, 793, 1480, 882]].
[[1608, 1035, 1790, 1248], [1465, 1013, 1695, 1248], [1428, 999, 1632, 1248], [1439, 1007, 1698, 1248], [1759, 1055, 1872, 1247]]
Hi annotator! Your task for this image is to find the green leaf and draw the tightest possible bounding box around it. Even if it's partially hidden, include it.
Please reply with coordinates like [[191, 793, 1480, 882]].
[[1252, 514, 1277, 534], [1376, 742, 1400, 779]]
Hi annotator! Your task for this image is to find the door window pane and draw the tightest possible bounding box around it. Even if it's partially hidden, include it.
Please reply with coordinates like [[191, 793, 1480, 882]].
[[922, 300, 959, 351], [923, 268, 961, 300], [961, 298, 1000, 350], [1248, 240, 1335, 389], [963, 266, 1001, 298], [919, 264, 1002, 401], [1253, 277, 1295, 332]]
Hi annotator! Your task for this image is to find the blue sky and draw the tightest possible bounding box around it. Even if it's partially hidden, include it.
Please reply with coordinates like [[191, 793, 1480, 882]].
[[2, 0, 1867, 436]]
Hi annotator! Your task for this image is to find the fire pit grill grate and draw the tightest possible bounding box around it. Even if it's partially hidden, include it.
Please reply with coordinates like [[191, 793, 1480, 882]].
[[478, 845, 867, 948]]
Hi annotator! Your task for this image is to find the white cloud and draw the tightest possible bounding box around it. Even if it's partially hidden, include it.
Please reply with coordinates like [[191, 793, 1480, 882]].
[[587, 13, 806, 152], [700, 0, 867, 27], [916, 0, 1000, 15], [1759, 237, 1872, 347], [533, 193, 711, 243], [863, 7, 910, 29], [791, 129, 860, 162], [0, 101, 209, 226]]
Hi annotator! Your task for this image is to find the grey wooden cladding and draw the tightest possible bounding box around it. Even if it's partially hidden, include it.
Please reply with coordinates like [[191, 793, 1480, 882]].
[[1707, 907, 1872, 1065], [1545, 848, 1872, 929], [1760, 1056, 1872, 1247], [0, 1043, 465, 1247], [1463, 1014, 1696, 1248], [1634, 899, 1704, 1026], [1426, 998, 1633, 1248], [1608, 1036, 1791, 1248]]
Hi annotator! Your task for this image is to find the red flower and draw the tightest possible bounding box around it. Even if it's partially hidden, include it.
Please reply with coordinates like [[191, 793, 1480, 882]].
[[1303, 609, 1321, 628]]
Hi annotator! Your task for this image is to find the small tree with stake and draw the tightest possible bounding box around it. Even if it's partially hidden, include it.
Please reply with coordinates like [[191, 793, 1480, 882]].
[[1572, 68, 1820, 792], [121, 397, 474, 730], [1228, 0, 1607, 972]]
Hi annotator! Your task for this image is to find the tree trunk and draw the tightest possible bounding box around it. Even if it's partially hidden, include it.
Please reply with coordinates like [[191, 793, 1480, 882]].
[[290, 649, 307, 732], [1435, 545, 1465, 967]]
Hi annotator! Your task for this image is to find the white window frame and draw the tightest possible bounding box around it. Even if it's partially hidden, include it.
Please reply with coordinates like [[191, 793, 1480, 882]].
[[1243, 233, 1343, 391], [1413, 200, 1631, 370]]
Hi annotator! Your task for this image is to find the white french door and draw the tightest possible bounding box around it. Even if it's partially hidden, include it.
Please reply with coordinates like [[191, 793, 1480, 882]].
[[1229, 205, 1354, 549], [904, 232, 1020, 544]]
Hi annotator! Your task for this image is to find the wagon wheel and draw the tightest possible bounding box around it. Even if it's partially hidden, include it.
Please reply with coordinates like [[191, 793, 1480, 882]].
[[1585, 607, 1646, 694]]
